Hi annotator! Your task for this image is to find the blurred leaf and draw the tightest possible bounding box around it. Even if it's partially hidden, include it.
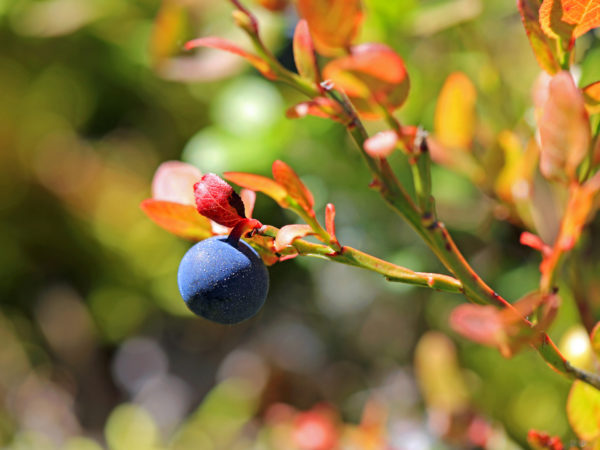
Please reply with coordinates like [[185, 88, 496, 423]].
[[150, 0, 190, 68], [434, 72, 477, 150], [538, 71, 590, 181], [322, 43, 410, 119], [495, 132, 538, 203], [185, 37, 277, 80], [272, 160, 315, 215], [254, 0, 289, 11], [63, 437, 103, 450], [192, 379, 259, 446], [583, 81, 600, 114], [414, 332, 470, 413], [591, 322, 600, 360], [567, 380, 600, 441], [194, 173, 246, 228], [293, 19, 320, 85], [274, 224, 314, 251], [140, 199, 213, 241], [224, 172, 288, 206], [364, 130, 398, 158], [152, 161, 202, 205], [296, 0, 363, 55], [560, 0, 600, 39], [105, 404, 161, 450], [450, 304, 505, 348], [518, 0, 561, 74], [539, 0, 575, 51]]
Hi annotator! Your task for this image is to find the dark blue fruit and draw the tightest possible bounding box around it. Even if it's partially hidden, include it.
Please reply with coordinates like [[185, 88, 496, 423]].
[[177, 236, 269, 324]]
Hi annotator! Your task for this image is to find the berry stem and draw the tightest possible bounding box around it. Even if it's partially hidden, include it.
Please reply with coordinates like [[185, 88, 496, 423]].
[[228, 219, 263, 244]]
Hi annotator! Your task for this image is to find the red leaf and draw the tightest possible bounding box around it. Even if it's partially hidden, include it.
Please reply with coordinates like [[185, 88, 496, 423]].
[[325, 203, 338, 246], [184, 37, 277, 80], [583, 80, 600, 114], [538, 71, 590, 181], [539, 0, 575, 50], [561, 0, 600, 38], [450, 304, 505, 348], [518, 0, 561, 74], [322, 43, 410, 119], [296, 0, 363, 55], [224, 172, 288, 206], [527, 430, 564, 450], [364, 130, 398, 158], [274, 224, 315, 251], [520, 231, 552, 256], [272, 160, 315, 214], [152, 161, 201, 205], [194, 173, 246, 228], [140, 199, 213, 241], [285, 97, 349, 124], [293, 20, 320, 85]]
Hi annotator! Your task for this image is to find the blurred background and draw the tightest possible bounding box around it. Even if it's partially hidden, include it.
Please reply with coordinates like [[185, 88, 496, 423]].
[[1, 0, 599, 448]]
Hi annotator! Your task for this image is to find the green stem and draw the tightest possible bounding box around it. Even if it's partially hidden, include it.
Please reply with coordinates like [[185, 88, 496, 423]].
[[258, 226, 463, 293]]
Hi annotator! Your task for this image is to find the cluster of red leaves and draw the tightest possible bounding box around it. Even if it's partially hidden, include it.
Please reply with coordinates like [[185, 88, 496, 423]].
[[140, 159, 338, 265]]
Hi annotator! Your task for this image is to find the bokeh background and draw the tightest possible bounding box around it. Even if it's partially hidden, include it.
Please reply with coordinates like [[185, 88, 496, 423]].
[[1, 0, 600, 448]]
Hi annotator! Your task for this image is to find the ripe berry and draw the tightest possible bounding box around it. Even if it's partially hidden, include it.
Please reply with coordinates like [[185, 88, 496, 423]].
[[177, 236, 269, 324]]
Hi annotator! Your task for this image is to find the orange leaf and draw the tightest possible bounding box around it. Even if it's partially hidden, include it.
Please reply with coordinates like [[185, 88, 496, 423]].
[[561, 0, 600, 38], [274, 224, 315, 251], [150, 0, 190, 68], [256, 0, 289, 11], [140, 199, 213, 241], [322, 43, 410, 119], [364, 130, 398, 158], [224, 172, 288, 206], [240, 189, 256, 218], [293, 19, 320, 85], [556, 181, 598, 251], [272, 160, 315, 214], [539, 0, 575, 50], [538, 71, 590, 181], [184, 37, 277, 80], [517, 0, 561, 74], [583, 80, 600, 114], [296, 0, 363, 56], [434, 72, 477, 150]]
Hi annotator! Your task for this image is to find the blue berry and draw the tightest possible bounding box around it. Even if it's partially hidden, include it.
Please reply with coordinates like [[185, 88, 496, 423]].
[[177, 236, 269, 324]]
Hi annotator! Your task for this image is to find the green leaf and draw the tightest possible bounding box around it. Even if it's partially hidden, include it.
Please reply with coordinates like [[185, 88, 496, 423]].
[[567, 380, 600, 441]]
